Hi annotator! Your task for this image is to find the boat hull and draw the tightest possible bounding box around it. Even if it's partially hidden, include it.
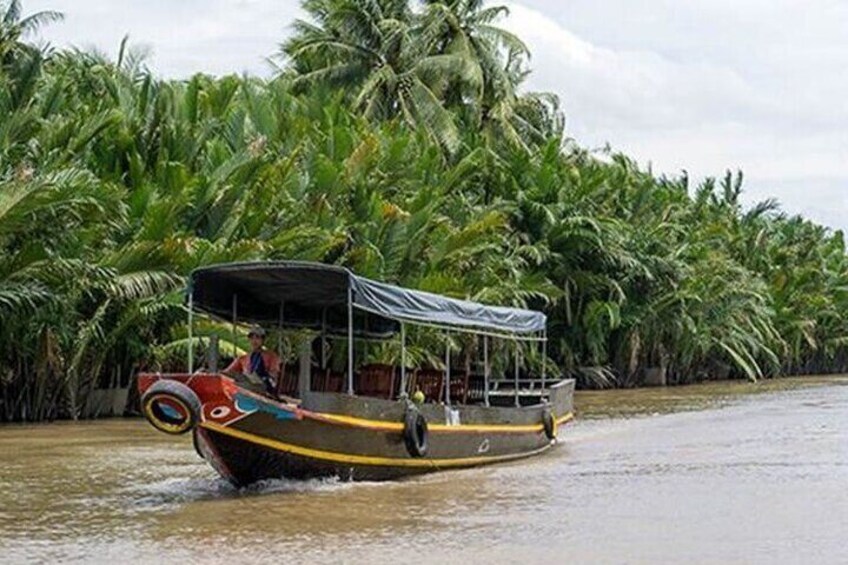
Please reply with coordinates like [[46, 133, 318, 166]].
[[139, 373, 575, 485]]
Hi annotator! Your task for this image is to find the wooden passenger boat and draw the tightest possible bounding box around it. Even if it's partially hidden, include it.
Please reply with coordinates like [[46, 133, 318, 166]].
[[138, 262, 575, 485]]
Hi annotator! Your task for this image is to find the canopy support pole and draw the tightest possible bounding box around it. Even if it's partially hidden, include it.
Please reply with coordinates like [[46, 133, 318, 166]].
[[321, 307, 327, 370], [444, 332, 451, 406], [278, 302, 284, 357], [347, 285, 354, 395], [278, 302, 284, 386], [400, 323, 407, 399], [232, 294, 238, 359], [363, 315, 368, 365], [187, 291, 194, 373], [541, 330, 547, 392], [514, 339, 520, 408], [483, 336, 490, 407]]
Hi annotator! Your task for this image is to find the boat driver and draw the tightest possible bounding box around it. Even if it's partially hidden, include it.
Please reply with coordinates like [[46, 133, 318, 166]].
[[224, 326, 281, 395]]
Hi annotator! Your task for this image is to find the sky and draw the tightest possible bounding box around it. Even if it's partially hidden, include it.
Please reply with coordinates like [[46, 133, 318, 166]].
[[26, 0, 848, 231]]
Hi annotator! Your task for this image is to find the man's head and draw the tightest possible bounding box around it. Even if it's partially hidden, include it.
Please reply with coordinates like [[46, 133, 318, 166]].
[[247, 326, 266, 352]]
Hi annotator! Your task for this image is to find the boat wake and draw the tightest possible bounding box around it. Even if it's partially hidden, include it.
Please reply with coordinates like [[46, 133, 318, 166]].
[[126, 474, 356, 510]]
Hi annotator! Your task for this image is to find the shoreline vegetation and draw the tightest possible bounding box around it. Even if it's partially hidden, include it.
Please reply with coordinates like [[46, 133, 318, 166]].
[[3, 0, 848, 423]]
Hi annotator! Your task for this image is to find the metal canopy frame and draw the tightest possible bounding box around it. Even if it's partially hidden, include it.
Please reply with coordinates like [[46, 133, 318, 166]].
[[185, 263, 550, 402], [189, 261, 545, 337]]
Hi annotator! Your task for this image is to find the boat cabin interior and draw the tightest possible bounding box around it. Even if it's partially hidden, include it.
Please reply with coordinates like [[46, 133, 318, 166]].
[[188, 262, 560, 409], [217, 353, 552, 408]]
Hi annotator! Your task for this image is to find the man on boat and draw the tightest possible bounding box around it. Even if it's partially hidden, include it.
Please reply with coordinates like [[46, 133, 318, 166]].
[[224, 326, 280, 395]]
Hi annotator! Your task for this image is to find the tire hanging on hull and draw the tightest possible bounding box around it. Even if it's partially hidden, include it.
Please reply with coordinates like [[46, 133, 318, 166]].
[[140, 380, 201, 435], [403, 407, 429, 457], [542, 406, 557, 440]]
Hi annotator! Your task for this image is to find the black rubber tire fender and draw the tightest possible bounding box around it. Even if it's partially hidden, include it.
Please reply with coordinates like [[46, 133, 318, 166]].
[[542, 406, 557, 440], [403, 408, 429, 458], [141, 379, 201, 435]]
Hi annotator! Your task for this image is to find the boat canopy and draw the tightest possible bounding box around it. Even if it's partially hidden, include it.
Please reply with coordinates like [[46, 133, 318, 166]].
[[190, 261, 546, 338]]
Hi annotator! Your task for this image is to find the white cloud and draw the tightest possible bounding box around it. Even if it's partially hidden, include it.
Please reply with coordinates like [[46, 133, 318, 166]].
[[503, 1, 848, 230], [28, 0, 303, 76]]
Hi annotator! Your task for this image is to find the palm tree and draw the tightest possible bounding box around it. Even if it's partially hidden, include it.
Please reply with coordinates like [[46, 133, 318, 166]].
[[421, 0, 521, 102], [282, 0, 474, 151], [422, 0, 562, 148], [0, 1, 61, 108], [0, 1, 62, 61]]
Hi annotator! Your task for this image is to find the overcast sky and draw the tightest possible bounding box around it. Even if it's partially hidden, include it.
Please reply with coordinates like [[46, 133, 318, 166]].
[[27, 0, 848, 231]]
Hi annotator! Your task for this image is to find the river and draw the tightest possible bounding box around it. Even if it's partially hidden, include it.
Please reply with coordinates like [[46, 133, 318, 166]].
[[1, 378, 846, 564]]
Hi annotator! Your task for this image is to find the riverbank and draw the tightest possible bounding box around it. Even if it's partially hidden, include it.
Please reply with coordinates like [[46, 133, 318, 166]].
[[1, 377, 846, 564]]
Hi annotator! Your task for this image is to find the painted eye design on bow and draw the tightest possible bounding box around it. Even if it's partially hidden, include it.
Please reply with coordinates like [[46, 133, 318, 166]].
[[210, 406, 232, 419]]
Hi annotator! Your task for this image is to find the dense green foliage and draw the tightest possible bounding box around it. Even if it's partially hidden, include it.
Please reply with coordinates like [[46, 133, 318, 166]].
[[2, 0, 848, 421]]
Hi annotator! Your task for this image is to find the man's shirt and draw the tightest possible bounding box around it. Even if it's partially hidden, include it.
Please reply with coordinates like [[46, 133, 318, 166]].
[[225, 350, 281, 378]]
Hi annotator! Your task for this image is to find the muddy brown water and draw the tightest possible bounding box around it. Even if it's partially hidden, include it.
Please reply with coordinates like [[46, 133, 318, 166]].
[[1, 377, 846, 564]]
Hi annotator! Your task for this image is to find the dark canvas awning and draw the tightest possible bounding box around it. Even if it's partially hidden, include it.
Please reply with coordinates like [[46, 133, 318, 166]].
[[190, 261, 546, 338]]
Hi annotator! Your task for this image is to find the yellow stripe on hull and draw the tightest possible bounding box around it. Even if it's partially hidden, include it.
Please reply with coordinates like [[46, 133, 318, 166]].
[[306, 411, 574, 434], [200, 421, 556, 468], [233, 386, 575, 434]]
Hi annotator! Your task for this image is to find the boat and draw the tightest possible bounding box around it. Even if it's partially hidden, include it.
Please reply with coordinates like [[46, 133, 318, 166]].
[[137, 261, 575, 485]]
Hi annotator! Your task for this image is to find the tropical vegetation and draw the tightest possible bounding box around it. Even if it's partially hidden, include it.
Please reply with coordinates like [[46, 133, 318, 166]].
[[2, 0, 847, 421]]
